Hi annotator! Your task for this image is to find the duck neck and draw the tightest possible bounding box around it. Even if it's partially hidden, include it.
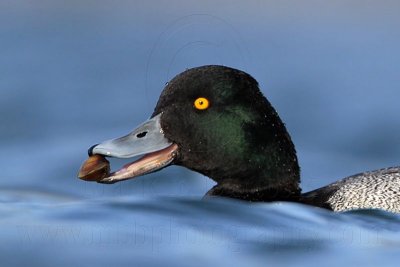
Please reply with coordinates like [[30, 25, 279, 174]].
[[205, 182, 301, 202], [203, 143, 302, 202]]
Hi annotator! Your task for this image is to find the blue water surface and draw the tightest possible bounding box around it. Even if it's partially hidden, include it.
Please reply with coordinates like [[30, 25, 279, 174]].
[[1, 1, 400, 266]]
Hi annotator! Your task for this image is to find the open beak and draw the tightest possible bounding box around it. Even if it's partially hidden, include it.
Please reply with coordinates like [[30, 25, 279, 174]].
[[78, 113, 179, 184]]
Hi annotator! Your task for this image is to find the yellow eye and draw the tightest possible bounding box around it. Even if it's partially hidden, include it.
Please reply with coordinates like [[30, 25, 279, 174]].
[[194, 97, 210, 110]]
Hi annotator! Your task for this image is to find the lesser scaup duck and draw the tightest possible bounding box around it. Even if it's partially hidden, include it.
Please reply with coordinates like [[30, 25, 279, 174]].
[[78, 65, 400, 213]]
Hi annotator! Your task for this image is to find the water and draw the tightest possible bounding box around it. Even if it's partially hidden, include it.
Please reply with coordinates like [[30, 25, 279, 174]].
[[1, 1, 400, 266], [1, 195, 400, 267]]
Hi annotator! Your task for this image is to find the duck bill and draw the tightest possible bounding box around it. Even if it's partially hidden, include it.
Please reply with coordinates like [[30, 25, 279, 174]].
[[97, 143, 178, 184], [88, 113, 179, 184]]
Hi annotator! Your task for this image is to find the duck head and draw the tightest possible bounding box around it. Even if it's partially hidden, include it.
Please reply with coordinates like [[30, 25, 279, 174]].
[[80, 65, 301, 201]]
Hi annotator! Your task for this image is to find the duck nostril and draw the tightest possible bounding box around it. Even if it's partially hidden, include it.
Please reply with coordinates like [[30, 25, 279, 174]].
[[136, 131, 148, 138], [88, 144, 99, 156]]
